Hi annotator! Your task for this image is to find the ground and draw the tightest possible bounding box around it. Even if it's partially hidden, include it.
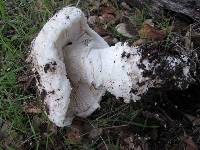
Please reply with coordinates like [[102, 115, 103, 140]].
[[0, 0, 200, 150]]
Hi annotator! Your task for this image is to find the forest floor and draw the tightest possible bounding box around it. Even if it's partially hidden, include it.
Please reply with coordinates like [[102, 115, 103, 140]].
[[0, 0, 200, 149]]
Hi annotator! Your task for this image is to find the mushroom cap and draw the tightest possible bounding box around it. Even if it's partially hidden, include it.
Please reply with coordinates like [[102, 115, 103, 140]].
[[30, 6, 109, 127]]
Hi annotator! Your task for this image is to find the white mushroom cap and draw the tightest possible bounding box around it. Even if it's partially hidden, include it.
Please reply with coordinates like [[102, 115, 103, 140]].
[[30, 7, 109, 127]]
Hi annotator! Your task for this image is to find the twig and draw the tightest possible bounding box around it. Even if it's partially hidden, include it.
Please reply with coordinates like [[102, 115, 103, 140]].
[[17, 135, 41, 148], [102, 124, 129, 130], [76, 0, 81, 7]]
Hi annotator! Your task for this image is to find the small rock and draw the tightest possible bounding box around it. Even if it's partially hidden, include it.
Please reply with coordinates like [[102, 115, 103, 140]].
[[116, 23, 137, 38]]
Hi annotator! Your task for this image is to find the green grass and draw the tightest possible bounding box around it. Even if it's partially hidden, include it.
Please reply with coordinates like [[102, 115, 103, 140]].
[[0, 0, 78, 149], [0, 1, 161, 149], [129, 8, 148, 27]]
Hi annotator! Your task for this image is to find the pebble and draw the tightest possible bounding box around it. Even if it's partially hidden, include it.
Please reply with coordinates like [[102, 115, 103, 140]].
[[115, 23, 133, 38]]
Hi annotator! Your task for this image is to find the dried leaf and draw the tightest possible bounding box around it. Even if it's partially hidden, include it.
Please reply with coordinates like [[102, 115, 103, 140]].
[[139, 21, 166, 41]]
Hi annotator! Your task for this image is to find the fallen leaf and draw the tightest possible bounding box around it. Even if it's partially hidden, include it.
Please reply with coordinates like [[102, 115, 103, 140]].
[[139, 20, 166, 41]]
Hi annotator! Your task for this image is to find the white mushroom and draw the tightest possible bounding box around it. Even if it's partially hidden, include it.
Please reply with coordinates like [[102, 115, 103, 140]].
[[29, 6, 196, 127]]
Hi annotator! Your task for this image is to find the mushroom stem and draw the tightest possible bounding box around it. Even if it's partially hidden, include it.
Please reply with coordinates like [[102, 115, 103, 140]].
[[84, 44, 147, 102], [65, 41, 196, 103]]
